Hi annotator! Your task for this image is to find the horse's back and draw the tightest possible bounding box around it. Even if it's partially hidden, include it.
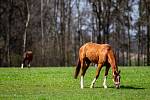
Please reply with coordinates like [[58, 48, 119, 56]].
[[80, 42, 111, 53], [24, 51, 33, 60], [79, 42, 112, 63]]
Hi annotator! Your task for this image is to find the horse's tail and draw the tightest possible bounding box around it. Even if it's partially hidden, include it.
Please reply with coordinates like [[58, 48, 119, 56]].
[[74, 58, 81, 79]]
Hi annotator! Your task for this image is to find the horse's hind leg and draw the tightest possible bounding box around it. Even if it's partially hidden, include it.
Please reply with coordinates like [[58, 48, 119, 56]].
[[27, 60, 31, 68], [83, 60, 90, 75], [21, 63, 24, 69], [90, 63, 102, 88], [80, 60, 85, 89], [80, 59, 90, 89], [103, 63, 110, 88]]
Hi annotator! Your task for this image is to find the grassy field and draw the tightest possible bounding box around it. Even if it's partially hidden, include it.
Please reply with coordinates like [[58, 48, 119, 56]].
[[0, 67, 150, 100]]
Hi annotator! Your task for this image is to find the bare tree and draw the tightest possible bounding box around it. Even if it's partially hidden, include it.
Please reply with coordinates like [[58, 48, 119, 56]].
[[41, 0, 44, 65], [143, 0, 150, 66], [23, 0, 30, 53]]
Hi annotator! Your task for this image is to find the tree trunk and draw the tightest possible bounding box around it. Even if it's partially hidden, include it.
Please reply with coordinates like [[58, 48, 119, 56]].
[[147, 3, 150, 66], [23, 0, 30, 53], [137, 0, 142, 66], [60, 0, 66, 66], [127, 3, 131, 66], [65, 0, 72, 66], [4, 0, 12, 66], [41, 0, 44, 65], [143, 0, 150, 66]]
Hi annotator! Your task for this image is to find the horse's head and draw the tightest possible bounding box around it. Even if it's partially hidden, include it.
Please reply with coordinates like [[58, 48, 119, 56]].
[[113, 70, 121, 89]]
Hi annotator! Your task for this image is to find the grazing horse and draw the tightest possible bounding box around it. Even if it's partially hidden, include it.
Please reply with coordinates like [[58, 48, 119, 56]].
[[21, 51, 33, 68], [74, 42, 120, 89]]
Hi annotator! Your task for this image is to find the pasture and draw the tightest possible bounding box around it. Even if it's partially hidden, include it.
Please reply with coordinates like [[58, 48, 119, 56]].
[[0, 67, 150, 100]]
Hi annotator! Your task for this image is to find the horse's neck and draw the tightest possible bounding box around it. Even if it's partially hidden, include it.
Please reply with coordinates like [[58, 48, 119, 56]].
[[111, 65, 118, 73]]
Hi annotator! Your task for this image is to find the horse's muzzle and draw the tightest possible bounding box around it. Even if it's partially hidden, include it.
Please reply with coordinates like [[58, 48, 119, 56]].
[[115, 82, 120, 89], [115, 85, 120, 89]]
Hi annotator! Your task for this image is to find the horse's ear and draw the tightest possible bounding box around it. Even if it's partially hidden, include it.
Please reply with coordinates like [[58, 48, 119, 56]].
[[114, 71, 120, 75], [114, 71, 117, 75]]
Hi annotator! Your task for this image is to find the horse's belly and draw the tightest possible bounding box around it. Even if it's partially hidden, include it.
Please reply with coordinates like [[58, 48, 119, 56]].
[[89, 58, 98, 64], [86, 53, 99, 64], [86, 50, 106, 64]]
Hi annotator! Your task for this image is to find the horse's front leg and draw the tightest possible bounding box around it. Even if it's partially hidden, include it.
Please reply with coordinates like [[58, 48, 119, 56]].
[[80, 75, 84, 89], [21, 59, 25, 69], [103, 76, 107, 88], [90, 63, 102, 88], [27, 60, 31, 68], [103, 64, 110, 88]]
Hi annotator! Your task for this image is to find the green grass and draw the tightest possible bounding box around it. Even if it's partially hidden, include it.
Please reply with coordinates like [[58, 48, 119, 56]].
[[0, 67, 150, 100]]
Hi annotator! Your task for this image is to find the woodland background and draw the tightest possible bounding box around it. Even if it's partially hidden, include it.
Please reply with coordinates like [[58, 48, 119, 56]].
[[0, 0, 150, 67]]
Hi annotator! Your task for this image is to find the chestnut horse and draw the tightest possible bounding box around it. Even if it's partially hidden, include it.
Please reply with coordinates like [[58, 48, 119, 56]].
[[21, 51, 33, 68], [74, 42, 120, 89]]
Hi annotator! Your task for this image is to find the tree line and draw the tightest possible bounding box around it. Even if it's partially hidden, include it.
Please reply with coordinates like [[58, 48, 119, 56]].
[[0, 0, 150, 67]]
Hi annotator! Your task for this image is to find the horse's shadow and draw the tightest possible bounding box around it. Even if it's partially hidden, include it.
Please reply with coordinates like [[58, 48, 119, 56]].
[[119, 85, 145, 90], [86, 85, 145, 90]]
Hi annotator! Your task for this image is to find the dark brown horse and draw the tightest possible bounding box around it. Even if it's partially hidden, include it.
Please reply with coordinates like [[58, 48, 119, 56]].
[[74, 42, 120, 89], [21, 51, 33, 68]]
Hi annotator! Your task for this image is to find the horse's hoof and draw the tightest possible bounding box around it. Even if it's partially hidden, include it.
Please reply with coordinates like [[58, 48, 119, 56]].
[[90, 85, 94, 88], [103, 85, 107, 89]]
